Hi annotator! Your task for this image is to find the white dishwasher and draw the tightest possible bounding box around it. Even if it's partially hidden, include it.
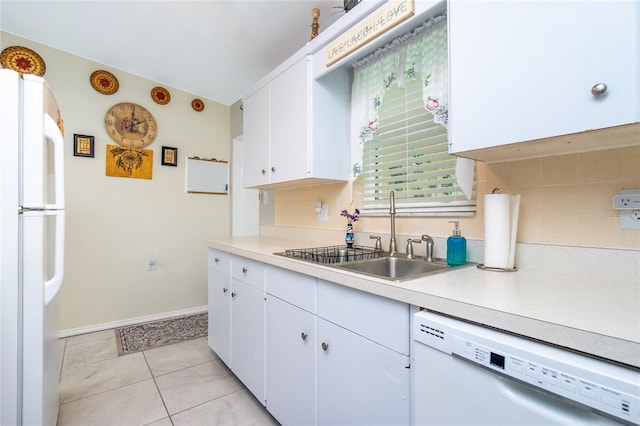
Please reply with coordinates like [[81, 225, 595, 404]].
[[412, 311, 640, 425]]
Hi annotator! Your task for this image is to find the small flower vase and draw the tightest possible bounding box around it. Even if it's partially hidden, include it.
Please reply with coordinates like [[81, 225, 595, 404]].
[[345, 222, 354, 248]]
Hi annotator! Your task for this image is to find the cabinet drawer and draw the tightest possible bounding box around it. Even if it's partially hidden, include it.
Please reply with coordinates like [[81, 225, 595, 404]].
[[231, 256, 265, 290], [208, 248, 230, 275], [317, 279, 409, 355], [266, 265, 316, 313]]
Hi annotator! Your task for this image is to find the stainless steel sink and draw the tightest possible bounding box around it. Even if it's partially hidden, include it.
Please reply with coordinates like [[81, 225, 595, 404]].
[[333, 256, 471, 281]]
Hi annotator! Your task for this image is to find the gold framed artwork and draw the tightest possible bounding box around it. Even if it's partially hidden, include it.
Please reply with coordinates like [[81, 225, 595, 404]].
[[161, 146, 178, 166], [106, 144, 153, 179], [73, 134, 94, 157]]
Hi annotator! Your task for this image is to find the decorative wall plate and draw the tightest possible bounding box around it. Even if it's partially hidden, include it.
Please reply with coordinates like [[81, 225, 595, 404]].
[[191, 99, 205, 112], [90, 70, 119, 95], [0, 46, 46, 76], [151, 86, 171, 105]]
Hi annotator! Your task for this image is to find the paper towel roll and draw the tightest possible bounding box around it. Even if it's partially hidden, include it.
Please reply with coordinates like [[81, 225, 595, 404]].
[[484, 193, 520, 269]]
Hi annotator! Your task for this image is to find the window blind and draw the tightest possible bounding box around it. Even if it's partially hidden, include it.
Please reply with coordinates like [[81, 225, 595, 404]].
[[360, 77, 475, 216]]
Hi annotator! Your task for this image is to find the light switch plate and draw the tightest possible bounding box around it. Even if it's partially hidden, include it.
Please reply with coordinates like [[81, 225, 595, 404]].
[[318, 203, 328, 222]]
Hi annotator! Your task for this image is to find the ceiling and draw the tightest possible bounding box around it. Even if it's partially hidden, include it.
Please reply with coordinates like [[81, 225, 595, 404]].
[[0, 1, 349, 106]]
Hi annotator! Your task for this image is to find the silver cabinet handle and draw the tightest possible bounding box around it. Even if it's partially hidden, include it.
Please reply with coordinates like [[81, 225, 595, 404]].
[[242, 267, 248, 274], [321, 342, 329, 351], [231, 292, 236, 298], [591, 83, 607, 96], [223, 287, 228, 293], [301, 332, 308, 341], [214, 257, 220, 263]]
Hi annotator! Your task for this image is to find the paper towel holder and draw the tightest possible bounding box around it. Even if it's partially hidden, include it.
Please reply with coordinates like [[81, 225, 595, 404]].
[[480, 187, 519, 272], [477, 264, 518, 272]]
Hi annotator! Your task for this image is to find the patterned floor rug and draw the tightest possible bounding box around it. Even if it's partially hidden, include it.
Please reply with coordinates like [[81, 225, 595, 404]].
[[116, 313, 208, 355]]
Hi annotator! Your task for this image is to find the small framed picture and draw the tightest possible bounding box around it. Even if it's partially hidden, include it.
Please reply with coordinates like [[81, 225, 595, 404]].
[[161, 146, 178, 166], [73, 134, 94, 157]]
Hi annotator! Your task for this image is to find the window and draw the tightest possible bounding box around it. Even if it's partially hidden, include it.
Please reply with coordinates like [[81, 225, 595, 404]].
[[350, 15, 475, 216]]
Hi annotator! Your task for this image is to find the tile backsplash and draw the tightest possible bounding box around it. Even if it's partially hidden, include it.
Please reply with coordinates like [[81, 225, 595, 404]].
[[272, 147, 640, 250]]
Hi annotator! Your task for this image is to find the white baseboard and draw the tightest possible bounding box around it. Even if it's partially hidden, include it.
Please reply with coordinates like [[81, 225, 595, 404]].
[[58, 305, 208, 339]]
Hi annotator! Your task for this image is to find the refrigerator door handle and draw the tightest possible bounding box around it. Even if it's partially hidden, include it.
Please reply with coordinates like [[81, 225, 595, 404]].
[[44, 210, 65, 306], [43, 114, 65, 210]]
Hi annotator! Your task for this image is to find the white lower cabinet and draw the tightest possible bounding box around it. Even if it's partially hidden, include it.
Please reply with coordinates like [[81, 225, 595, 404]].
[[266, 295, 316, 425], [265, 266, 317, 425], [207, 251, 266, 405], [230, 278, 265, 403], [211, 254, 411, 425], [317, 279, 411, 426], [317, 318, 411, 426], [207, 249, 231, 366]]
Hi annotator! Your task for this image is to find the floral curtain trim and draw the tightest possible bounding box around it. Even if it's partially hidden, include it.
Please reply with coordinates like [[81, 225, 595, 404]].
[[350, 15, 447, 180]]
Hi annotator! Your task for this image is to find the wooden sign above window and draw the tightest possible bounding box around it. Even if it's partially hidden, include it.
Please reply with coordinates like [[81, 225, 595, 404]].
[[325, 0, 414, 66]]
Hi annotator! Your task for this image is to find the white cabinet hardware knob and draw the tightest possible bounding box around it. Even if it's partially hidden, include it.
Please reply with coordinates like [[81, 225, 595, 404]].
[[223, 287, 228, 293], [261, 169, 267, 175], [271, 166, 276, 173], [231, 292, 236, 298], [214, 257, 220, 263], [301, 332, 308, 341], [242, 267, 248, 274], [591, 83, 607, 96], [321, 342, 329, 351]]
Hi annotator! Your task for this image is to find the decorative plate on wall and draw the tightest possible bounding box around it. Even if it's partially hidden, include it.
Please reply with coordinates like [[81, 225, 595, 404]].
[[191, 99, 205, 112], [0, 46, 46, 76], [151, 86, 171, 105], [90, 70, 119, 95]]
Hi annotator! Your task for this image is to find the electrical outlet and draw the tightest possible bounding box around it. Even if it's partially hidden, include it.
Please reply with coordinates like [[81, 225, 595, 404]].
[[613, 189, 640, 229], [619, 210, 640, 230], [146, 256, 157, 271], [613, 193, 640, 210]]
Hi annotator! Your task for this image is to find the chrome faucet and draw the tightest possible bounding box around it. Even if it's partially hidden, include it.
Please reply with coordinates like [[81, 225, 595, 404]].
[[406, 238, 422, 259], [388, 191, 397, 256], [421, 234, 434, 262], [369, 235, 382, 250]]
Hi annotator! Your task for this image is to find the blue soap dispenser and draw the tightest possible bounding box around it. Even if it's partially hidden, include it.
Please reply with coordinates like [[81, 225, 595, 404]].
[[447, 220, 467, 266]]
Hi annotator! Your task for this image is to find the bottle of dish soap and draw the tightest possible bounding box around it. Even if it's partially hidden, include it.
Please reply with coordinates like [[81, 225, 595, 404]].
[[447, 220, 466, 266]]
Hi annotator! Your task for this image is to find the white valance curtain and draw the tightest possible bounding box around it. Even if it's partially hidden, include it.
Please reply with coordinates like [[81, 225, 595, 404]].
[[349, 15, 474, 201], [350, 15, 448, 179]]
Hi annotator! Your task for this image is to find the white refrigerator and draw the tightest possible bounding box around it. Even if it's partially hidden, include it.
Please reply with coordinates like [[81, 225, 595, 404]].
[[1, 69, 66, 426]]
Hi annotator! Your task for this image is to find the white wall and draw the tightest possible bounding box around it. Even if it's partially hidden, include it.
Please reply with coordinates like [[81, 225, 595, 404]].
[[2, 33, 231, 331]]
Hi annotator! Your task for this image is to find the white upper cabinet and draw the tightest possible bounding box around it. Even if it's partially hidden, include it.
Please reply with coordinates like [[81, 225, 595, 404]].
[[242, 83, 270, 188], [242, 55, 351, 189], [448, 0, 640, 161]]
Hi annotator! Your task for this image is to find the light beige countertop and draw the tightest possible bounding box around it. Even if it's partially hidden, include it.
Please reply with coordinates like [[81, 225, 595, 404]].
[[203, 236, 640, 369]]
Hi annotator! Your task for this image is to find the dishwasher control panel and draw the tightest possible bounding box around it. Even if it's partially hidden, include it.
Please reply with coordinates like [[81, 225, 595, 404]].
[[415, 311, 640, 425]]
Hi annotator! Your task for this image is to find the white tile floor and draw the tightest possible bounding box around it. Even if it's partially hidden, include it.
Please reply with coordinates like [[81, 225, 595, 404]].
[[57, 330, 279, 425]]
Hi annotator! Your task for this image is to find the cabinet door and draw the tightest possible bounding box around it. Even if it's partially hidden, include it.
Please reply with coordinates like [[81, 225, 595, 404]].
[[231, 256, 265, 291], [266, 265, 316, 313], [266, 295, 316, 426], [242, 84, 270, 187], [208, 268, 230, 366], [449, 0, 639, 154], [270, 57, 310, 184], [317, 318, 410, 426], [230, 278, 265, 404], [317, 279, 409, 355]]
